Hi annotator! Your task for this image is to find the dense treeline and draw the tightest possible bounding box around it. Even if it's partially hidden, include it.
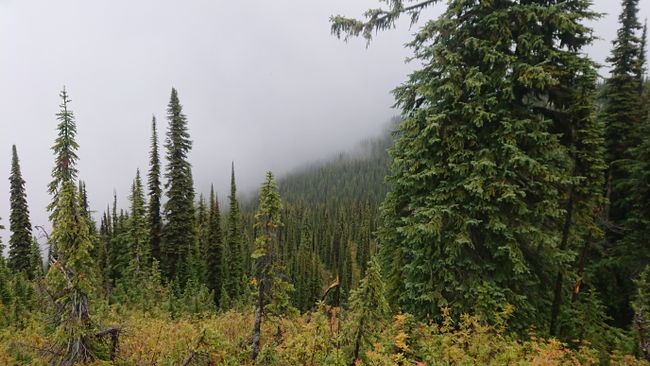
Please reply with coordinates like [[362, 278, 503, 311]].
[[0, 0, 649, 364]]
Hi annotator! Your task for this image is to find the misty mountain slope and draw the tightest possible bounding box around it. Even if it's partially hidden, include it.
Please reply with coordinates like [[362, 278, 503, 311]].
[[276, 127, 392, 207]]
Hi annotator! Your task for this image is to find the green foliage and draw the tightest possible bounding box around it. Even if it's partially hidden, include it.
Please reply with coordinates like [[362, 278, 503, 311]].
[[47, 88, 80, 262], [632, 266, 650, 361], [148, 115, 163, 265], [598, 0, 648, 326], [206, 185, 225, 307], [345, 257, 389, 364], [8, 145, 35, 279], [162, 88, 196, 283], [351, 0, 604, 333], [46, 180, 97, 364], [226, 163, 245, 302], [128, 169, 149, 276]]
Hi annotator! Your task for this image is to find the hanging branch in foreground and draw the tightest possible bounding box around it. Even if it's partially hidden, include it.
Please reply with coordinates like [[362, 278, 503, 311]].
[[330, 0, 438, 44]]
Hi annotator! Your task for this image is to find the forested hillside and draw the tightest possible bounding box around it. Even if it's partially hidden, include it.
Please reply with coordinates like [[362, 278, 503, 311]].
[[241, 122, 392, 309], [1, 0, 650, 365]]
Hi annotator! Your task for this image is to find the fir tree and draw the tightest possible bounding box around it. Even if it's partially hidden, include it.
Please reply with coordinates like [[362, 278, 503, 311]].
[[30, 237, 44, 278], [346, 257, 389, 364], [161, 88, 195, 282], [8, 145, 35, 278], [597, 0, 648, 327], [206, 185, 224, 306], [251, 172, 291, 360], [191, 194, 209, 284], [78, 181, 95, 236], [226, 163, 244, 301], [602, 0, 646, 225], [46, 180, 96, 364], [0, 219, 11, 309], [334, 0, 602, 330], [47, 87, 79, 262], [45, 95, 96, 362], [97, 207, 112, 296], [148, 116, 163, 264], [47, 87, 79, 222], [129, 170, 149, 276]]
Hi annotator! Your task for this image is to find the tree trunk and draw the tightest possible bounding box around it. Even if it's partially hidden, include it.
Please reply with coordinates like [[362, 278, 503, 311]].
[[251, 287, 265, 361], [550, 187, 575, 336]]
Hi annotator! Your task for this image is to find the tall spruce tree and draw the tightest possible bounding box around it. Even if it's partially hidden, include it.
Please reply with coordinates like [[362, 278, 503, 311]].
[[251, 172, 290, 360], [226, 162, 244, 301], [334, 0, 602, 330], [129, 170, 149, 275], [47, 87, 79, 221], [47, 180, 96, 364], [206, 185, 224, 306], [162, 88, 195, 282], [596, 0, 648, 327], [346, 257, 389, 364], [45, 87, 96, 363], [602, 0, 645, 225], [8, 145, 35, 278], [47, 88, 79, 262], [148, 116, 163, 264]]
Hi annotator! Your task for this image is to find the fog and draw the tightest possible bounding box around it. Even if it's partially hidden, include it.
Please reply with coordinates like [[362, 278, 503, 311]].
[[0, 0, 647, 244]]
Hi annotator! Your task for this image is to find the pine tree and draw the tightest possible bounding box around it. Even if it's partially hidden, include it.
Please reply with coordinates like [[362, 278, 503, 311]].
[[30, 237, 44, 278], [185, 194, 208, 285], [334, 0, 601, 329], [602, 0, 646, 225], [251, 171, 291, 360], [0, 219, 11, 310], [8, 145, 35, 278], [346, 257, 389, 364], [47, 87, 79, 222], [78, 181, 96, 236], [596, 0, 648, 327], [161, 88, 195, 282], [129, 170, 149, 276], [111, 207, 131, 287], [206, 185, 224, 306], [148, 116, 163, 264], [97, 207, 112, 296], [226, 163, 244, 301], [47, 87, 79, 262], [46, 180, 96, 364], [45, 90, 96, 362]]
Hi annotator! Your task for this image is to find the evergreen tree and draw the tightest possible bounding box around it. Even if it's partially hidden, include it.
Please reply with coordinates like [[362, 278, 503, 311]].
[[45, 91, 96, 362], [30, 237, 44, 278], [46, 180, 96, 364], [334, 0, 601, 330], [226, 163, 244, 301], [97, 207, 113, 296], [251, 172, 291, 360], [129, 169, 149, 276], [0, 219, 11, 310], [185, 195, 208, 285], [47, 87, 79, 261], [206, 185, 224, 306], [148, 116, 163, 264], [345, 257, 389, 364], [110, 207, 131, 287], [161, 88, 195, 282], [602, 0, 645, 225], [597, 0, 648, 327], [8, 145, 35, 278], [78, 181, 96, 236]]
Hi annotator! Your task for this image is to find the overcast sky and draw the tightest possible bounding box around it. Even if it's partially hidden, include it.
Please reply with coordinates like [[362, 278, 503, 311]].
[[0, 0, 647, 245]]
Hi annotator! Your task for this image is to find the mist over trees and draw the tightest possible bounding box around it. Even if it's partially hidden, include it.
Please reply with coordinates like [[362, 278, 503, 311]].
[[0, 0, 649, 365]]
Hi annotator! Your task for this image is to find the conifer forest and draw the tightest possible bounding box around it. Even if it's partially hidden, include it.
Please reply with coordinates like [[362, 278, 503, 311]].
[[2, 0, 650, 365]]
